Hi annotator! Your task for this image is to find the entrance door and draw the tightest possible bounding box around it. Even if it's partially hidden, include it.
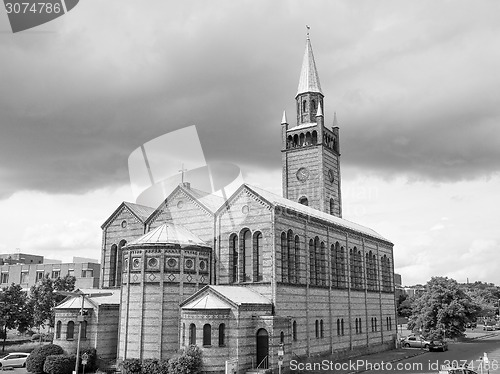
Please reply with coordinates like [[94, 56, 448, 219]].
[[256, 328, 269, 369]]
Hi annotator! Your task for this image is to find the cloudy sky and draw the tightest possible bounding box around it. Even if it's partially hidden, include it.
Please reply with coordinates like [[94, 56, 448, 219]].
[[1, 0, 499, 286]]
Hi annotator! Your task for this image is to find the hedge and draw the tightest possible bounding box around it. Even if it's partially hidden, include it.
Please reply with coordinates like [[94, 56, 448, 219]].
[[120, 346, 202, 374], [43, 355, 76, 374], [26, 344, 64, 374]]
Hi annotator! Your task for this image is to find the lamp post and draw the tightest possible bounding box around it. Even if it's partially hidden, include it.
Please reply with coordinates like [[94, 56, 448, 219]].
[[55, 290, 112, 374]]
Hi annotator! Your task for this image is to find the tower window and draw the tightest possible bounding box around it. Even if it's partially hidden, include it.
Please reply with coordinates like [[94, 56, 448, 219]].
[[203, 324, 211, 346], [312, 99, 316, 112], [299, 197, 308, 206], [302, 100, 307, 112]]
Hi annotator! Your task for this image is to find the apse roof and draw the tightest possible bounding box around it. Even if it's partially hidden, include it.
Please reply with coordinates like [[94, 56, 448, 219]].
[[181, 285, 272, 310], [55, 289, 120, 309], [246, 185, 391, 243], [126, 222, 208, 247]]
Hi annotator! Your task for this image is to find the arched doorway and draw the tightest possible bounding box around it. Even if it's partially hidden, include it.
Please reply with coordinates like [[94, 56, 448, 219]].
[[256, 328, 269, 369]]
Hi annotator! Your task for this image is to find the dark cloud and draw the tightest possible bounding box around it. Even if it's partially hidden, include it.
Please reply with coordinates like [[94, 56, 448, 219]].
[[1, 0, 499, 199]]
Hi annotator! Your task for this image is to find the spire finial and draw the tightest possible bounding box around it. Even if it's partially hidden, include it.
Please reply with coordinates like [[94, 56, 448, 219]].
[[316, 102, 323, 117], [306, 25, 310, 40], [178, 163, 188, 184]]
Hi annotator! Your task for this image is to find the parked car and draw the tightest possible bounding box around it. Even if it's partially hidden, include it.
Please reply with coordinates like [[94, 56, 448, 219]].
[[0, 352, 30, 368], [438, 366, 478, 374], [483, 324, 496, 331], [402, 335, 431, 349], [428, 339, 448, 352]]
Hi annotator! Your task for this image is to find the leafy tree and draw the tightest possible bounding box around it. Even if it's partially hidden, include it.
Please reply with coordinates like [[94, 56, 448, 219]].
[[397, 294, 413, 318], [0, 283, 33, 352], [29, 273, 76, 331], [408, 277, 481, 339]]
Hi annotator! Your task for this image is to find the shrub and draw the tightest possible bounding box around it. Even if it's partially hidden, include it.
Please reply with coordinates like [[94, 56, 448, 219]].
[[120, 358, 142, 374], [43, 355, 76, 374], [26, 344, 64, 374], [168, 346, 202, 374], [141, 358, 169, 374], [78, 347, 98, 372]]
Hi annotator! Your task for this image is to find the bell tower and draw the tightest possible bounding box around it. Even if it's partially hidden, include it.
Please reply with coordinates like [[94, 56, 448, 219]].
[[281, 35, 342, 217]]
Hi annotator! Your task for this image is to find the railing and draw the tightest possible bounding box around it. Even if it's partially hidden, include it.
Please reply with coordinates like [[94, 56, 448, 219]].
[[256, 355, 269, 370]]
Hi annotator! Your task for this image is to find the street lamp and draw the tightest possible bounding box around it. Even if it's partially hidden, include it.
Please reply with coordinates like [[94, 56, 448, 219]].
[[55, 290, 112, 374]]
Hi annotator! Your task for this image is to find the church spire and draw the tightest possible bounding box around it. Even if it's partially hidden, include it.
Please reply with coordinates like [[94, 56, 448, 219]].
[[296, 34, 323, 97]]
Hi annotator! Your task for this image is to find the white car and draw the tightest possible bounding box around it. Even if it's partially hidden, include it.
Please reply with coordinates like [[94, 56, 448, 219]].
[[0, 352, 30, 368]]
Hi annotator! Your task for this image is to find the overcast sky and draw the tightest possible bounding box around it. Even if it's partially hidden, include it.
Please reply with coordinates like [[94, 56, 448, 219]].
[[1, 0, 499, 286]]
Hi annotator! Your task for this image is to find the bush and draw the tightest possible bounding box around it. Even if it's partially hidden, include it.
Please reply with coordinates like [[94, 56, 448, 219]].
[[79, 347, 98, 372], [43, 355, 76, 374], [26, 344, 64, 374], [141, 359, 169, 374], [168, 346, 202, 374], [121, 358, 142, 374]]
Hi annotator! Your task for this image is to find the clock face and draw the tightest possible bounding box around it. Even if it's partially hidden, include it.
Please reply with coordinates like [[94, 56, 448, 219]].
[[296, 167, 310, 182], [328, 169, 335, 183]]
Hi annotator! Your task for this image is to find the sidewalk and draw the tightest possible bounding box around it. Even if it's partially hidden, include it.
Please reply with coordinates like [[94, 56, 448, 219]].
[[292, 348, 426, 374]]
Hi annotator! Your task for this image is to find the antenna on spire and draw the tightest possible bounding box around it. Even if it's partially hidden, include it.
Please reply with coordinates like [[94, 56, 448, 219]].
[[306, 25, 310, 39]]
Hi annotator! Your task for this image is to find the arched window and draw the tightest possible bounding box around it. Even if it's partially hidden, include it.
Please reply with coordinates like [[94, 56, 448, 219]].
[[182, 323, 186, 346], [287, 230, 294, 283], [287, 135, 293, 149], [315, 320, 319, 338], [67, 321, 74, 340], [241, 229, 252, 282], [312, 131, 318, 145], [336, 319, 340, 336], [293, 134, 299, 147], [319, 241, 326, 286], [281, 232, 288, 282], [320, 319, 324, 338], [280, 331, 284, 344], [254, 232, 263, 282], [371, 317, 374, 332], [219, 323, 225, 346], [230, 234, 238, 283], [302, 100, 307, 113], [359, 319, 362, 333], [305, 132, 311, 145], [309, 239, 315, 285], [341, 319, 345, 335], [189, 324, 197, 345], [299, 197, 308, 206], [330, 198, 335, 215], [337, 246, 346, 288], [314, 237, 320, 286], [292, 321, 297, 341], [116, 239, 127, 285], [109, 244, 117, 286], [381, 255, 392, 292], [311, 99, 316, 113], [299, 133, 305, 146], [374, 317, 377, 332], [81, 320, 87, 339], [56, 321, 61, 339], [203, 324, 211, 346], [355, 318, 358, 334], [294, 236, 300, 283]]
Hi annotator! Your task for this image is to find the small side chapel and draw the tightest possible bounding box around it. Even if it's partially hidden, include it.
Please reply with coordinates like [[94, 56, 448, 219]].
[[56, 36, 396, 374]]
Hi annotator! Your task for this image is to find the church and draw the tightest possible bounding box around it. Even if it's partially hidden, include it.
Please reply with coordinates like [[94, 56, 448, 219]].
[[55, 36, 396, 374]]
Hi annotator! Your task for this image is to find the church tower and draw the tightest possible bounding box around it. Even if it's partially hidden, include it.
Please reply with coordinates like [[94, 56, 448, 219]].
[[281, 35, 342, 217]]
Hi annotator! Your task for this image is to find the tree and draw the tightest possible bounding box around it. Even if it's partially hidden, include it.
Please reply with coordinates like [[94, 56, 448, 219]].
[[408, 277, 481, 339], [397, 294, 413, 318], [0, 283, 33, 352], [29, 274, 76, 331]]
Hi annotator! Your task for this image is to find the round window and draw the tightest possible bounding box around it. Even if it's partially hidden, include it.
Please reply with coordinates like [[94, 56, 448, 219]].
[[148, 258, 158, 268], [242, 205, 249, 214], [132, 258, 140, 268], [199, 260, 206, 270], [121, 220, 127, 228], [185, 259, 194, 269], [167, 258, 177, 268], [177, 200, 184, 209]]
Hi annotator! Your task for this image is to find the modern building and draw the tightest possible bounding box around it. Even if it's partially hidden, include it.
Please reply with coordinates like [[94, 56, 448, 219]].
[[0, 253, 100, 290], [56, 35, 396, 374]]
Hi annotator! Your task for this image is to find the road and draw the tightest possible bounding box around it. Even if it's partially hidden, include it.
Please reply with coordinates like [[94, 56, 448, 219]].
[[362, 332, 500, 374]]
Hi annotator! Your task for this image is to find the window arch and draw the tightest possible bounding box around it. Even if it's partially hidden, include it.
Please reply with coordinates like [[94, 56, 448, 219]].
[[381, 255, 392, 292], [230, 234, 238, 283], [292, 321, 297, 341], [315, 320, 319, 338], [294, 235, 300, 283], [56, 321, 61, 339], [109, 244, 117, 287], [355, 318, 359, 334], [309, 239, 315, 285], [189, 323, 196, 345], [280, 331, 284, 344], [299, 196, 308, 206], [336, 319, 340, 336], [219, 323, 225, 346], [203, 324, 211, 346], [320, 319, 324, 338], [319, 241, 326, 286], [281, 232, 288, 282], [302, 100, 307, 113], [67, 321, 74, 340], [341, 319, 345, 335], [311, 99, 316, 113], [254, 232, 263, 282], [287, 230, 294, 283], [330, 198, 335, 215], [241, 229, 252, 282], [314, 237, 320, 286], [116, 239, 127, 285], [81, 320, 87, 339], [312, 131, 318, 145], [299, 133, 305, 146], [293, 134, 299, 147], [305, 132, 311, 145]]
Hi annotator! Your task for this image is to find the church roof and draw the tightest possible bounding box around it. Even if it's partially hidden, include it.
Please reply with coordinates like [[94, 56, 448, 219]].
[[101, 201, 155, 229], [126, 222, 208, 248], [55, 289, 120, 309], [245, 184, 392, 244], [187, 186, 226, 213], [181, 285, 272, 310], [296, 37, 323, 97]]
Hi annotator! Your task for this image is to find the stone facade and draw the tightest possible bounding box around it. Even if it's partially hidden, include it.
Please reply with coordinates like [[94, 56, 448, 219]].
[[92, 36, 397, 374]]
